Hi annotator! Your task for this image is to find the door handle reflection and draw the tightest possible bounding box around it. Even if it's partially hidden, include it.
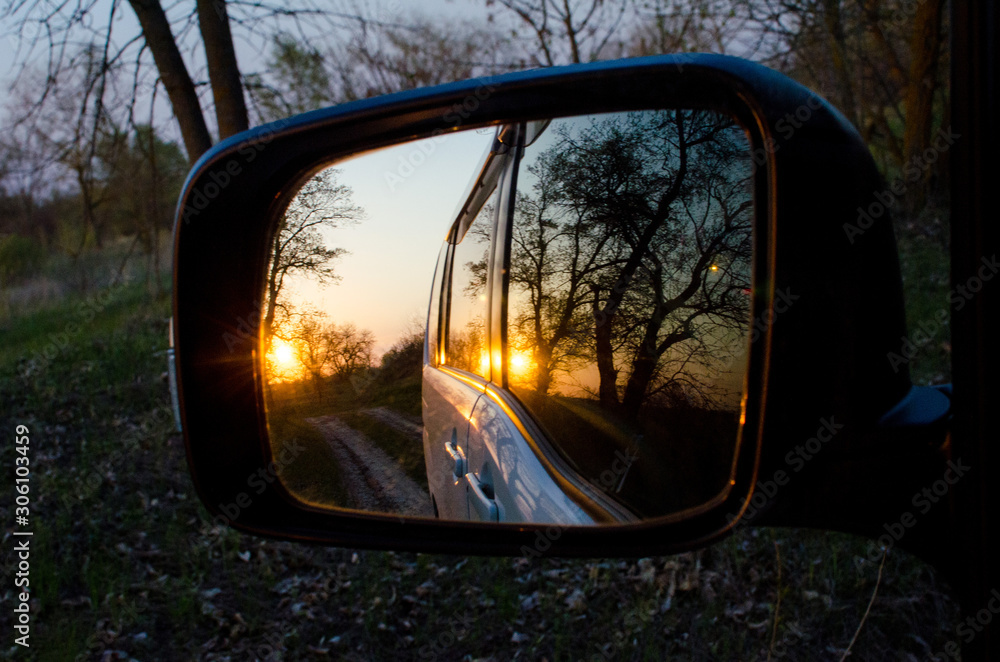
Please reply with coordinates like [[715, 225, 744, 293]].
[[466, 473, 499, 522], [444, 435, 465, 477]]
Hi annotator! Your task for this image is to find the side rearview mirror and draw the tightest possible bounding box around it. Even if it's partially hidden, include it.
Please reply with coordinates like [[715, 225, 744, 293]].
[[172, 54, 950, 559]]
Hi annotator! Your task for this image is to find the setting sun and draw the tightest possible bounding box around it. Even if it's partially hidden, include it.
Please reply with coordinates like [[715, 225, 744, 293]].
[[508, 350, 534, 380], [268, 338, 301, 380]]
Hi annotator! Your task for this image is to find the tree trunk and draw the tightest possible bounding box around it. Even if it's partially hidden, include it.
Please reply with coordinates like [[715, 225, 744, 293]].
[[592, 287, 619, 409], [822, 0, 859, 128], [622, 353, 656, 419], [622, 327, 693, 418], [128, 0, 213, 162], [621, 296, 665, 418], [902, 0, 945, 210], [533, 343, 553, 395], [197, 0, 249, 139]]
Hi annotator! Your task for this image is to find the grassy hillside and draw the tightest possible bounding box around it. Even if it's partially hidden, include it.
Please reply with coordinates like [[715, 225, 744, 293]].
[[0, 281, 960, 660]]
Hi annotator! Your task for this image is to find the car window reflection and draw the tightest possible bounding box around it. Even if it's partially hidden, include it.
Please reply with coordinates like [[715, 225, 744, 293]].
[[444, 192, 495, 378], [505, 110, 753, 517]]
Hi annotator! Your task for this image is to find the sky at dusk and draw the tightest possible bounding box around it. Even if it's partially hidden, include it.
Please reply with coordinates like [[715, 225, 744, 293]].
[[0, 0, 489, 138], [279, 127, 498, 358]]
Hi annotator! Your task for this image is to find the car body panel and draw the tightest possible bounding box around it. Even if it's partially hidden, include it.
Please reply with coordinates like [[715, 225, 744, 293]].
[[422, 365, 485, 520], [466, 390, 596, 525]]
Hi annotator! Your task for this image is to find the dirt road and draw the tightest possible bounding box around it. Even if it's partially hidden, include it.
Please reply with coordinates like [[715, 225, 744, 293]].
[[305, 415, 432, 517], [359, 407, 423, 441]]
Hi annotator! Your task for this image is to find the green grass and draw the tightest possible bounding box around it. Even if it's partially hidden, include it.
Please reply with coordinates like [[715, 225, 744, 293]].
[[0, 277, 962, 660], [896, 230, 951, 385], [368, 371, 423, 418], [339, 410, 427, 488], [267, 411, 351, 507], [264, 372, 426, 505]]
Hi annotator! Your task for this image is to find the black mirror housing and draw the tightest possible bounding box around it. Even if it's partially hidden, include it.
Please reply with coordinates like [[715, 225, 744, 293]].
[[173, 54, 947, 557]]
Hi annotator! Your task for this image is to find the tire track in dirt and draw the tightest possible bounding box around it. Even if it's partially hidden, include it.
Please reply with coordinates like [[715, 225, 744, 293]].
[[359, 407, 423, 441], [305, 415, 431, 517]]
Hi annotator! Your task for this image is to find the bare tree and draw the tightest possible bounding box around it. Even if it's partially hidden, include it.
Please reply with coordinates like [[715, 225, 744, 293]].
[[1, 45, 139, 292], [486, 0, 632, 65], [2, 0, 382, 162], [269, 307, 375, 398], [627, 0, 748, 55], [246, 18, 521, 124], [334, 18, 519, 97], [326, 322, 376, 380], [732, 0, 948, 208], [508, 147, 617, 394], [509, 111, 752, 419], [104, 123, 188, 295], [245, 34, 337, 122], [126, 0, 215, 160], [262, 168, 364, 348]]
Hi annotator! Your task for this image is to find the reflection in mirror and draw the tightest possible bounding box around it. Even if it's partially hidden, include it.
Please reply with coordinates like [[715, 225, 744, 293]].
[[505, 111, 752, 519], [262, 110, 753, 525], [262, 130, 495, 518]]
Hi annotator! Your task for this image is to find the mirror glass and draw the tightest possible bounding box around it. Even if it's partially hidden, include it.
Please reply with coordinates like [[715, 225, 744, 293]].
[[261, 109, 753, 525]]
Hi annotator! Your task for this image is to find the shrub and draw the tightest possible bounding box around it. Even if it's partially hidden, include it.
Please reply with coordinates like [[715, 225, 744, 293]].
[[0, 233, 47, 285]]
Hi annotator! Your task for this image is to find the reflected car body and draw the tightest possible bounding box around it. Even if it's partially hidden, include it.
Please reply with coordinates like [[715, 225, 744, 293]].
[[423, 367, 604, 524], [419, 112, 747, 525], [420, 123, 631, 525]]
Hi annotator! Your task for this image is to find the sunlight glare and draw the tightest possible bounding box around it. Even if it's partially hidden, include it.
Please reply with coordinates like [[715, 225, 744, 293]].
[[268, 338, 301, 380]]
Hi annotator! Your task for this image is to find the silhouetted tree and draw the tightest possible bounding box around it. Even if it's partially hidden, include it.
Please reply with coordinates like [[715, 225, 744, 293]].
[[262, 168, 363, 350], [509, 111, 752, 419]]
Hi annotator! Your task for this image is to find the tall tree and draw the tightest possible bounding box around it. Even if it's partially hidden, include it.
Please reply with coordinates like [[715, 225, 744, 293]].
[[2, 0, 370, 162], [196, 0, 248, 138], [487, 0, 631, 65], [508, 147, 616, 395], [262, 168, 364, 350], [246, 34, 336, 122], [247, 18, 520, 124], [509, 111, 752, 417], [627, 0, 747, 55], [733, 0, 948, 208], [103, 124, 188, 294], [126, 0, 214, 160]]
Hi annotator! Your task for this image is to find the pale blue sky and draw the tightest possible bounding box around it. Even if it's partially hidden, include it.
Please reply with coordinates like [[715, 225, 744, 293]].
[[0, 0, 491, 137], [282, 128, 497, 357], [0, 1, 501, 357]]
